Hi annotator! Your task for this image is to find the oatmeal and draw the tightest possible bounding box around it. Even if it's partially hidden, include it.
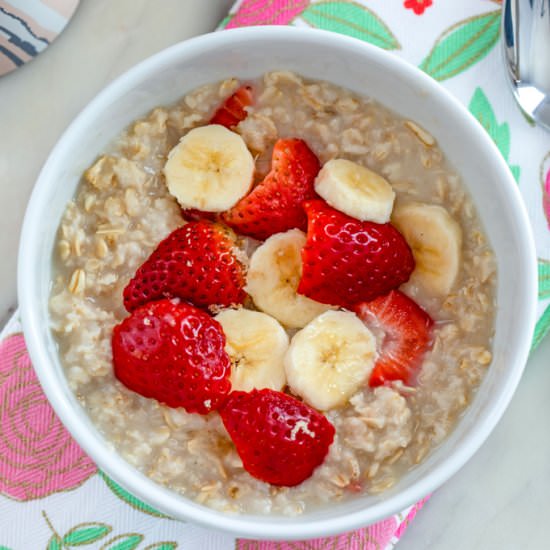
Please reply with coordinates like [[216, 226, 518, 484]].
[[49, 71, 496, 515]]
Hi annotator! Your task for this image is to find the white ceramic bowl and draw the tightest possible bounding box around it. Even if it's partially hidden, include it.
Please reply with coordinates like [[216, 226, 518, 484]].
[[18, 27, 537, 540]]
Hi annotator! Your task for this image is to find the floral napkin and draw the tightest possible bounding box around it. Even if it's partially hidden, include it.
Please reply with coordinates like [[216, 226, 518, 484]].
[[1, 0, 549, 549]]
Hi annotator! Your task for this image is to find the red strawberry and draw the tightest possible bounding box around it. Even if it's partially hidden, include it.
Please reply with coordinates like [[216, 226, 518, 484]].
[[355, 290, 434, 387], [180, 208, 218, 222], [112, 299, 231, 413], [222, 138, 320, 240], [210, 84, 254, 129], [123, 220, 246, 312], [220, 389, 335, 486], [298, 200, 415, 309]]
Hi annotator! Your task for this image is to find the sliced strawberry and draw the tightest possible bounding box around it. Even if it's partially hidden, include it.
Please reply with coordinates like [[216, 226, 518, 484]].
[[123, 220, 246, 312], [298, 200, 415, 309], [112, 299, 231, 413], [210, 85, 254, 129], [220, 388, 335, 486], [180, 208, 218, 222], [222, 138, 320, 240], [355, 290, 434, 387]]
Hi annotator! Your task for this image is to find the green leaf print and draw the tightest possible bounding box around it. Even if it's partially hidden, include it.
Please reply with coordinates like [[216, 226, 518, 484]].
[[41, 511, 174, 550], [99, 471, 171, 519], [46, 536, 62, 550], [100, 534, 144, 550], [218, 14, 232, 29], [538, 259, 550, 300], [468, 87, 521, 182], [510, 165, 521, 183], [420, 11, 500, 81], [469, 87, 510, 154], [62, 523, 112, 546], [300, 1, 400, 50], [532, 305, 550, 350]]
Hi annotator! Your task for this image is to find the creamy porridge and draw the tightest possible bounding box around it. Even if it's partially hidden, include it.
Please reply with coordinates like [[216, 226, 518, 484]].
[[49, 71, 496, 515]]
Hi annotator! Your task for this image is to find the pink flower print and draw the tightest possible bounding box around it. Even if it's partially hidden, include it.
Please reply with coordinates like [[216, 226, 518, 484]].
[[544, 167, 550, 230], [394, 495, 430, 539], [0, 334, 96, 500], [365, 517, 400, 549], [226, 0, 309, 29], [237, 516, 398, 549]]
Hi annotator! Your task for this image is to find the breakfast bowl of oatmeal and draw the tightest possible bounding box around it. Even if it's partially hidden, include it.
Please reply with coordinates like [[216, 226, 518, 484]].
[[18, 27, 537, 539]]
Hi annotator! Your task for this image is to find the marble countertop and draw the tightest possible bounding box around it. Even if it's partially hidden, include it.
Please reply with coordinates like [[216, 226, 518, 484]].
[[1, 1, 548, 547]]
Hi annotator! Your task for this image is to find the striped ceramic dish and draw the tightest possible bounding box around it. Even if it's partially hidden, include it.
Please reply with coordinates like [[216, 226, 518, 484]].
[[0, 0, 79, 76]]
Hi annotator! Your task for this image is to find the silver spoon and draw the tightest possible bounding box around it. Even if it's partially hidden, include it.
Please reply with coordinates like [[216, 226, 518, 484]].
[[502, 0, 550, 130]]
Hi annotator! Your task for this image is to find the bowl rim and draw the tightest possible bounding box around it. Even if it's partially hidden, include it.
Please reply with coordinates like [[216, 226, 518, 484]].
[[18, 25, 538, 540]]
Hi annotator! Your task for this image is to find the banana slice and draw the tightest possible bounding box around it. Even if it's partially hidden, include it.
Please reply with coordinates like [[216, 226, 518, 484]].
[[215, 309, 289, 392], [284, 310, 376, 411], [314, 158, 395, 223], [391, 202, 462, 296], [246, 229, 334, 329], [163, 124, 254, 211]]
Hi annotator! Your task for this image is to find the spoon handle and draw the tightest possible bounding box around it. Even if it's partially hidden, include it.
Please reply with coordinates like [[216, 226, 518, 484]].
[[529, 0, 550, 93], [502, 0, 550, 130], [503, 0, 550, 86], [502, 0, 520, 82]]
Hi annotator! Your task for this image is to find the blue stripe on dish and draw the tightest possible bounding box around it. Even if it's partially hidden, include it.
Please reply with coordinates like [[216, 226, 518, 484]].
[[0, 6, 49, 45], [0, 43, 22, 66], [0, 25, 39, 55]]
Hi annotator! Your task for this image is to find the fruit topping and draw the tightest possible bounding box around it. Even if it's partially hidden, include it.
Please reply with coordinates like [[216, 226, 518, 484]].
[[164, 124, 254, 212], [210, 84, 254, 129], [222, 138, 320, 240], [123, 220, 246, 312], [298, 200, 415, 309], [246, 229, 334, 328], [180, 207, 218, 222], [355, 290, 434, 387], [112, 299, 232, 414], [215, 309, 289, 392], [220, 388, 335, 486], [314, 158, 395, 223], [391, 202, 462, 297], [284, 310, 376, 410]]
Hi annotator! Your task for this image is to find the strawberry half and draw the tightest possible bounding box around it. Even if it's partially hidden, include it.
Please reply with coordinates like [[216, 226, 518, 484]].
[[355, 290, 434, 387], [112, 299, 231, 413], [220, 388, 335, 486], [180, 208, 218, 223], [298, 200, 415, 309], [123, 220, 246, 312], [210, 84, 254, 129], [222, 138, 320, 241]]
